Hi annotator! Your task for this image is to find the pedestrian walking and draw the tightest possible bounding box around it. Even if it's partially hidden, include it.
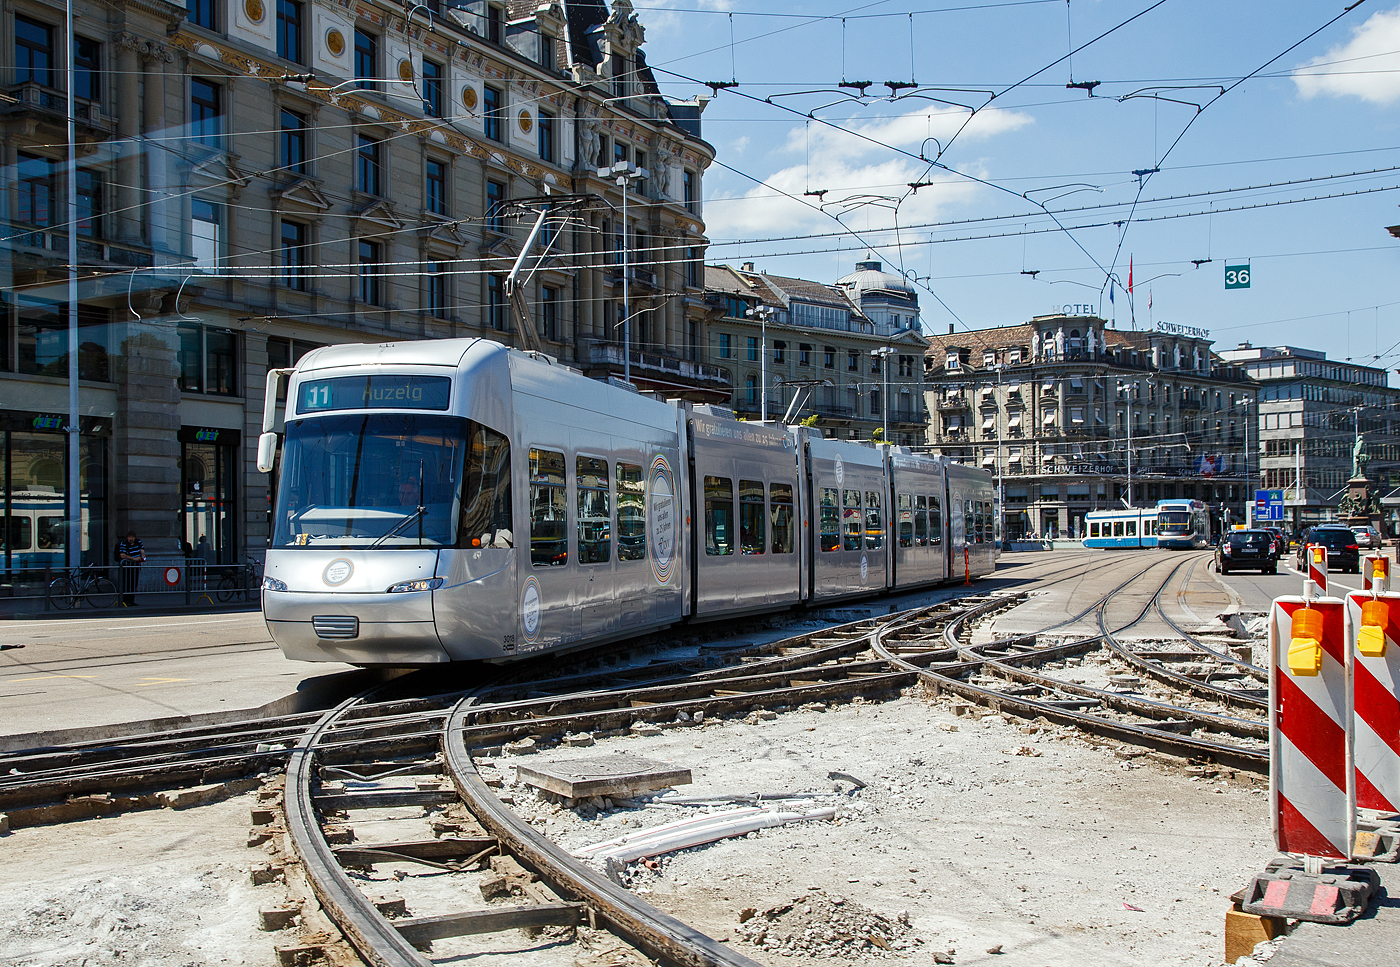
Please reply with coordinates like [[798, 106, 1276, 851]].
[[116, 531, 145, 606]]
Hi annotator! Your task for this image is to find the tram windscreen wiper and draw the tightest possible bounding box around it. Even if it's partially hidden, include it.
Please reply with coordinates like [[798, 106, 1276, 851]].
[[370, 504, 426, 548]]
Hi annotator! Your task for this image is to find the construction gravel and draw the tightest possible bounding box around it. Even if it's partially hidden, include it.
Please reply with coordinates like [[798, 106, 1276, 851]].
[[499, 689, 1276, 967]]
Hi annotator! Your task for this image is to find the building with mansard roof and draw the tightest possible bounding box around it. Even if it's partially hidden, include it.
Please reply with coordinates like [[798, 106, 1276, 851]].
[[922, 314, 1257, 540], [703, 261, 928, 442], [0, 0, 714, 568]]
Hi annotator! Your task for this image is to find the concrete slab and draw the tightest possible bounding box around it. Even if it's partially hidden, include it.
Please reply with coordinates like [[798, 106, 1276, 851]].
[[516, 754, 691, 800], [1265, 856, 1400, 966]]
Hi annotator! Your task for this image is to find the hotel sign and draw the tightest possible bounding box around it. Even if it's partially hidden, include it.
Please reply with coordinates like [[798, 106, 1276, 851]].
[[1155, 322, 1210, 339]]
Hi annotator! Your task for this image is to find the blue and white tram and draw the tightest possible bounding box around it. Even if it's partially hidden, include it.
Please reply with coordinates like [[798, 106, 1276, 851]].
[[1083, 508, 1158, 549], [257, 338, 998, 665], [1155, 499, 1211, 549]]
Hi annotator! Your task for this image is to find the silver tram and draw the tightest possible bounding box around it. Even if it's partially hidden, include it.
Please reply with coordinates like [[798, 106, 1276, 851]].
[[258, 339, 997, 665]]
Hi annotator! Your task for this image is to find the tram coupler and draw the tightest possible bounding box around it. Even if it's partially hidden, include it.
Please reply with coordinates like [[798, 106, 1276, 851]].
[[1238, 855, 1379, 925]]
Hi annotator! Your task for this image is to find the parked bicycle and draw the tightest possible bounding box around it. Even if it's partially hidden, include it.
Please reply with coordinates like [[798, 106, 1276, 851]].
[[217, 558, 263, 603], [50, 564, 119, 610]]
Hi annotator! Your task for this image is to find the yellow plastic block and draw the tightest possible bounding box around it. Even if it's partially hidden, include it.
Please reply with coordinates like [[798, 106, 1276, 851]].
[[1359, 600, 1389, 658], [1289, 608, 1324, 676]]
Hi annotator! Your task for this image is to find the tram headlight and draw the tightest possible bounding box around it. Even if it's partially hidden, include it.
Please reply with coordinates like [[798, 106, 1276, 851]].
[[386, 577, 444, 593], [261, 576, 288, 593]]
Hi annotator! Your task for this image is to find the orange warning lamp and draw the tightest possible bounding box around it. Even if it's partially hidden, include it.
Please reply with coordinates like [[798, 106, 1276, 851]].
[[1359, 599, 1390, 658], [1289, 607, 1325, 676], [1312, 546, 1326, 566]]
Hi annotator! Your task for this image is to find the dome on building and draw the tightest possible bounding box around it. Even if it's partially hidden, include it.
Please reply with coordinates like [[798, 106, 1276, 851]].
[[835, 258, 919, 306]]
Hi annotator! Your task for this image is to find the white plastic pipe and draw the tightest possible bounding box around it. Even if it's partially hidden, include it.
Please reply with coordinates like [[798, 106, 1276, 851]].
[[576, 805, 837, 864]]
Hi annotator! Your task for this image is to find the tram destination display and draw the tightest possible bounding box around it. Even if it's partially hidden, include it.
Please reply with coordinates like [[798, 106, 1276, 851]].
[[297, 375, 452, 413]]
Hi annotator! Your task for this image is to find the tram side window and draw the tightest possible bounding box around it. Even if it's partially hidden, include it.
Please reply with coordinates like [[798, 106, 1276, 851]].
[[770, 483, 794, 554], [898, 493, 913, 548], [1125, 519, 1137, 538], [1090, 521, 1100, 538], [528, 448, 567, 566], [964, 500, 974, 545], [820, 487, 840, 552], [705, 475, 734, 556], [739, 479, 766, 554], [865, 490, 884, 549], [2, 516, 32, 551], [458, 425, 512, 548], [577, 456, 611, 564], [1113, 520, 1124, 537], [616, 462, 645, 561], [843, 489, 863, 550], [38, 516, 65, 549], [914, 495, 928, 546], [929, 497, 942, 544]]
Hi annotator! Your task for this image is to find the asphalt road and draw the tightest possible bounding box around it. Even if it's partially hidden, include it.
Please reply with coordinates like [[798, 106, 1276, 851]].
[[0, 608, 361, 744]]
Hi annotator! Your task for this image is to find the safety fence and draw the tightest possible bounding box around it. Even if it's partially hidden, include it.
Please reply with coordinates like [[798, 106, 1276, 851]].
[[0, 558, 262, 610]]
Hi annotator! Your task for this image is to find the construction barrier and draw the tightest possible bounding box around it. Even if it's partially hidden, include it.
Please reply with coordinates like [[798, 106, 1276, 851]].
[[1269, 593, 1353, 859], [1347, 556, 1400, 816], [1307, 544, 1328, 596]]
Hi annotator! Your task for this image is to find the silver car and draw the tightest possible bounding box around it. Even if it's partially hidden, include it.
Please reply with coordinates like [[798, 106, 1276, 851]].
[[1352, 525, 1384, 550]]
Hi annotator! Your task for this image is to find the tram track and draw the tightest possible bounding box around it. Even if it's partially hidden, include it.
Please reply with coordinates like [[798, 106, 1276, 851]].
[[873, 552, 1270, 775]]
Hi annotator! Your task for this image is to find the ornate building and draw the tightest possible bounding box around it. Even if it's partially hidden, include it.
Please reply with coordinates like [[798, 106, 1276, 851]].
[[923, 314, 1257, 540], [704, 260, 928, 443], [0, 0, 714, 567]]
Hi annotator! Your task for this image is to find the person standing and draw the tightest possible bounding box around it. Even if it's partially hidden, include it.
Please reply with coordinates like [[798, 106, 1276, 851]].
[[116, 531, 145, 607]]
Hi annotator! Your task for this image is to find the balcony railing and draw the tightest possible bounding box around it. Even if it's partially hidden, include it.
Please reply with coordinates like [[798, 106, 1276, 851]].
[[2, 83, 114, 134], [583, 340, 730, 387], [937, 397, 969, 412]]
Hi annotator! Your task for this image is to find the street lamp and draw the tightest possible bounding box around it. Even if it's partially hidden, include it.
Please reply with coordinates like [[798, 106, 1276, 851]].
[[872, 347, 895, 441], [747, 305, 774, 421], [597, 161, 647, 382], [1239, 396, 1254, 526], [1118, 378, 1153, 508]]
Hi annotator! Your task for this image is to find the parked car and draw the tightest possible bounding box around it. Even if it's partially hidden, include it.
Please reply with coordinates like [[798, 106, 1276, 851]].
[[1295, 527, 1361, 574], [1352, 524, 1384, 550], [1217, 529, 1279, 575]]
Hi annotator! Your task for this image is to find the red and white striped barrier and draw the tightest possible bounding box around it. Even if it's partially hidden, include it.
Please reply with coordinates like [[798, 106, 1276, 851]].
[[1363, 554, 1389, 593], [1270, 596, 1354, 859], [1307, 545, 1328, 597], [1346, 556, 1400, 819]]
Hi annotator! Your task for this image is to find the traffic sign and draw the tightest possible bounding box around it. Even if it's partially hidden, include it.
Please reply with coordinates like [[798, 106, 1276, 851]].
[[1255, 488, 1284, 521], [1226, 263, 1251, 289]]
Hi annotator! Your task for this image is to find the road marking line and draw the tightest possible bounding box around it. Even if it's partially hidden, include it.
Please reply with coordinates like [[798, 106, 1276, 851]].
[[3, 674, 98, 683], [136, 677, 189, 685]]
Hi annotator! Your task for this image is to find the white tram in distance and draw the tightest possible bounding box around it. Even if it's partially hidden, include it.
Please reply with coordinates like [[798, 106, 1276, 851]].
[[1082, 507, 1159, 549], [257, 339, 997, 666], [1154, 498, 1211, 549]]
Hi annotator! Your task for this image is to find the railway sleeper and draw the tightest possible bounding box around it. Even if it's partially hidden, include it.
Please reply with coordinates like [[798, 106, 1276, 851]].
[[395, 902, 588, 947]]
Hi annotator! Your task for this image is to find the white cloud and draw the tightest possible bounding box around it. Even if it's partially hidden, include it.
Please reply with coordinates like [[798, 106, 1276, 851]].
[[1294, 6, 1400, 104], [731, 135, 751, 154], [704, 105, 1031, 245]]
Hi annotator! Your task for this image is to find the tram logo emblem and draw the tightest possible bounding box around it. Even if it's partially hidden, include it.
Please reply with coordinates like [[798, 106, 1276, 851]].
[[520, 576, 542, 643], [322, 559, 354, 586], [834, 454, 845, 487], [861, 553, 869, 583], [648, 455, 676, 586]]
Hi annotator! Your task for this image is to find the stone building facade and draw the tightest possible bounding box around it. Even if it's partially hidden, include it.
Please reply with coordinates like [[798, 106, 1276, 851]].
[[1217, 343, 1400, 534], [923, 315, 1257, 540], [0, 0, 714, 570], [704, 260, 927, 443]]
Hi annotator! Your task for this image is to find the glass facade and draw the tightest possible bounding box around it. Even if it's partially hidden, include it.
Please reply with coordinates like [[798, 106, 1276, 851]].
[[0, 413, 108, 573], [181, 426, 238, 565]]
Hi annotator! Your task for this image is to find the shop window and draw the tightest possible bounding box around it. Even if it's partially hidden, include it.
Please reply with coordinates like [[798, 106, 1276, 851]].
[[182, 426, 238, 564], [738, 479, 765, 554], [528, 448, 566, 566], [576, 456, 611, 564], [704, 475, 733, 556], [177, 323, 238, 395], [770, 483, 794, 553], [616, 462, 645, 561]]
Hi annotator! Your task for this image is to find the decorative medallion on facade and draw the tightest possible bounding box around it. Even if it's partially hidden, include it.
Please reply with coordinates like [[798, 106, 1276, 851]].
[[244, 0, 265, 22], [462, 87, 478, 110], [326, 29, 345, 56], [398, 59, 414, 82], [519, 110, 532, 132]]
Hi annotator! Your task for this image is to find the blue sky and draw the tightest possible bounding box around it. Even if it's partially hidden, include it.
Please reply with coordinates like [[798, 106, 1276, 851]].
[[635, 1, 1400, 375]]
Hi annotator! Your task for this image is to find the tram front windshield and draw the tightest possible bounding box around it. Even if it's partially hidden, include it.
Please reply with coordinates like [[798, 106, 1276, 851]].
[[273, 413, 465, 548], [1158, 511, 1191, 534]]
